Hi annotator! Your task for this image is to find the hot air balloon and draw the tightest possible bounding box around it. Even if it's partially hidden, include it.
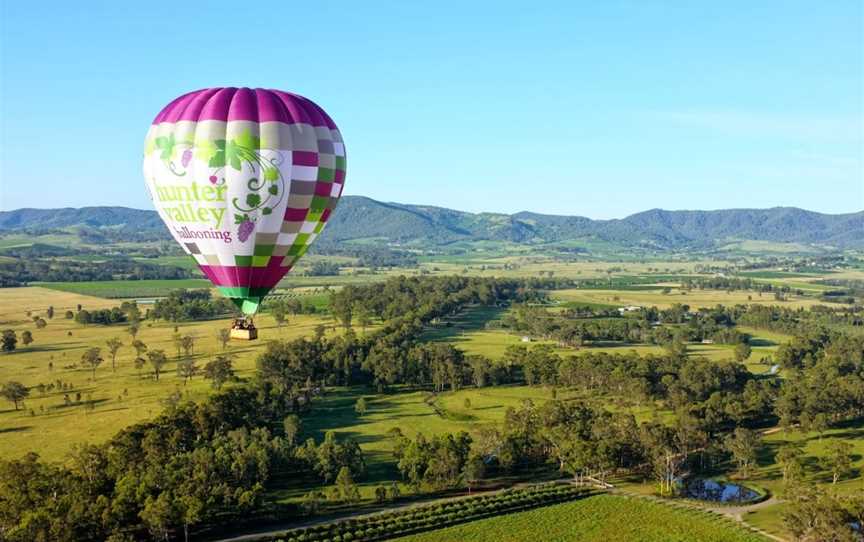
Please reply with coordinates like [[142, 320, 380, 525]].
[[143, 88, 346, 339]]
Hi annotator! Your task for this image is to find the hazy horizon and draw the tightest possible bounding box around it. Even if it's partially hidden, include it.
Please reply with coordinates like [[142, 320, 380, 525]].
[[1, 194, 862, 221]]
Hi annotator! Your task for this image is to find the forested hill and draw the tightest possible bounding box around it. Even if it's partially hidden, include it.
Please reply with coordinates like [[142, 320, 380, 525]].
[[1, 196, 861, 249]]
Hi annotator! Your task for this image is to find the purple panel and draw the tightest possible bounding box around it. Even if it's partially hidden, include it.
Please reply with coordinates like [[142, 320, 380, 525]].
[[151, 88, 338, 128], [293, 151, 319, 166], [284, 207, 309, 221]]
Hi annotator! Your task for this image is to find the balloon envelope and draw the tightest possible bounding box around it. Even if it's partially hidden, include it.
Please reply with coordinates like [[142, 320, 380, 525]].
[[143, 88, 346, 314]]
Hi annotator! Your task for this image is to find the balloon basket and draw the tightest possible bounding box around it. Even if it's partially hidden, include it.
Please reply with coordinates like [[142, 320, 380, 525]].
[[230, 318, 258, 341]]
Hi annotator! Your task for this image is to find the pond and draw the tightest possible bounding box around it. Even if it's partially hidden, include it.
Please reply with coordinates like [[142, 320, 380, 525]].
[[683, 478, 760, 503]]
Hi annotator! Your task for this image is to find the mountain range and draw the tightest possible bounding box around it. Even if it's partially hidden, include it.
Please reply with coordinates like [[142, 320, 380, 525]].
[[1, 196, 861, 251]]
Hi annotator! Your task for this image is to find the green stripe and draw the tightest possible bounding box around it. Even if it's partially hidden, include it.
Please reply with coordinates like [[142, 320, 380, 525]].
[[217, 286, 273, 298]]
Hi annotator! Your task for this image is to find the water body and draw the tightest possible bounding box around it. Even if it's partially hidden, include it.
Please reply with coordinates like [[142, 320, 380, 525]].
[[684, 478, 759, 503]]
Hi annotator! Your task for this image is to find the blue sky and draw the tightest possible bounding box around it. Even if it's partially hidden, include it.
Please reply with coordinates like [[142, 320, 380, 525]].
[[1, 1, 861, 217]]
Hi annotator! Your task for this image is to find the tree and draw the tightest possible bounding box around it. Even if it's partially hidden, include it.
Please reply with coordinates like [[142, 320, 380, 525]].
[[783, 484, 858, 542], [178, 493, 203, 542], [127, 322, 140, 340], [283, 414, 301, 445], [203, 355, 234, 389], [468, 355, 492, 387], [65, 310, 74, 319], [80, 348, 103, 381], [301, 489, 325, 515], [177, 356, 198, 384], [34, 318, 47, 330], [355, 305, 372, 333], [375, 485, 387, 503], [180, 335, 195, 358], [106, 337, 122, 372], [172, 333, 183, 358], [147, 349, 168, 381], [462, 453, 486, 494], [776, 442, 806, 484], [822, 440, 854, 484], [21, 331, 33, 347], [330, 466, 360, 503], [217, 328, 231, 350], [132, 339, 147, 357], [1, 330, 17, 352], [134, 356, 146, 378], [271, 300, 288, 330], [355, 397, 367, 416], [46, 306, 54, 319], [725, 427, 760, 479], [463, 397, 472, 410], [1, 381, 28, 410], [387, 481, 401, 501], [140, 492, 178, 542], [734, 342, 752, 363]]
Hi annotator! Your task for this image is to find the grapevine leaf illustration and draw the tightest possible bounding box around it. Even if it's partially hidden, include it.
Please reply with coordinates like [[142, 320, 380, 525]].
[[195, 139, 218, 163], [268, 185, 278, 195], [263, 167, 279, 182], [246, 193, 261, 208], [234, 129, 260, 151], [155, 134, 176, 160], [225, 140, 244, 170], [262, 207, 272, 215], [209, 140, 227, 168]]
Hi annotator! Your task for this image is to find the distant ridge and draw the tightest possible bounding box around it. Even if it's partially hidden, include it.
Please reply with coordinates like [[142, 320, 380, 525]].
[[1, 196, 861, 250]]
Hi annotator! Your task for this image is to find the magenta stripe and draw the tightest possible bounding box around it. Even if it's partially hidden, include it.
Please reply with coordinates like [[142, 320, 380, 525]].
[[151, 88, 337, 128], [198, 258, 291, 289], [293, 150, 319, 166], [284, 207, 308, 221]]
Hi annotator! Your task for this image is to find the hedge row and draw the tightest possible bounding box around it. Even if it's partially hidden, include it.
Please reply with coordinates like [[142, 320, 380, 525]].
[[266, 483, 586, 542]]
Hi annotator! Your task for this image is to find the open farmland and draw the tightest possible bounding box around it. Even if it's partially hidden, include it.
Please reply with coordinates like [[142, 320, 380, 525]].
[[0, 287, 342, 461]]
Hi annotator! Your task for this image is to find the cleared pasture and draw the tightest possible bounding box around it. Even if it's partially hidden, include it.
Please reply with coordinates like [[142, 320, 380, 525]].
[[0, 287, 340, 461]]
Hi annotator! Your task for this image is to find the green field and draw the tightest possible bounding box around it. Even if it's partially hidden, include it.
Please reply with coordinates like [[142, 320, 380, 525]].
[[394, 493, 769, 542], [35, 279, 213, 298]]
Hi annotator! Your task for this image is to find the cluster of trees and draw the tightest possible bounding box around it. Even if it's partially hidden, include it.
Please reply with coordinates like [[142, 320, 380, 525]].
[[418, 398, 729, 496], [497, 303, 754, 350], [264, 297, 322, 322], [392, 430, 475, 490], [0, 377, 362, 541], [773, 330, 864, 432], [255, 277, 545, 392], [149, 289, 235, 322], [737, 303, 864, 336], [306, 261, 341, 276], [680, 276, 794, 295], [0, 255, 191, 287], [312, 245, 419, 269], [75, 307, 128, 325], [782, 483, 864, 541]]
